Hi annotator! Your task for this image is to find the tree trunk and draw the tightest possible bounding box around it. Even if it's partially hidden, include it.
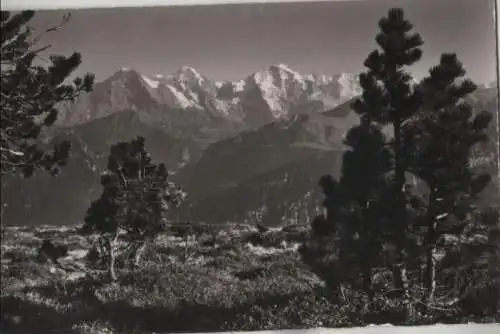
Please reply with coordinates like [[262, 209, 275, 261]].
[[399, 262, 415, 321], [0, 204, 7, 242], [424, 190, 438, 305], [183, 235, 195, 263], [391, 262, 404, 291], [133, 242, 146, 267], [391, 119, 415, 320], [362, 267, 374, 300], [393, 120, 405, 191], [338, 283, 349, 304], [425, 246, 437, 303], [107, 235, 118, 281], [392, 249, 414, 321], [360, 230, 374, 300]]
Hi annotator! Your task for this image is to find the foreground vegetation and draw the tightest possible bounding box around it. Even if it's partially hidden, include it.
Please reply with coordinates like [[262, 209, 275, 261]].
[[0, 223, 339, 333], [2, 222, 498, 334]]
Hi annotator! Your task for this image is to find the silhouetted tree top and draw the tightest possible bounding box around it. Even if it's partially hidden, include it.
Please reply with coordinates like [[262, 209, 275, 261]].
[[352, 8, 423, 124], [82, 136, 185, 237], [405, 53, 493, 196]]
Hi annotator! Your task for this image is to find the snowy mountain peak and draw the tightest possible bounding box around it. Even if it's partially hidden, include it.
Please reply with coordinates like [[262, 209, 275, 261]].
[[175, 65, 204, 82], [270, 63, 299, 73], [275, 63, 292, 70], [107, 68, 147, 86], [104, 68, 154, 93], [332, 72, 360, 91], [179, 65, 199, 73], [250, 64, 303, 89], [113, 67, 139, 77], [141, 75, 160, 89]]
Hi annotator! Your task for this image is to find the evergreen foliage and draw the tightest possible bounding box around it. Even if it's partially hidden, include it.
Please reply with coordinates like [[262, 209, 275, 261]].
[[1, 11, 94, 178], [81, 136, 185, 280], [349, 9, 425, 313], [404, 53, 494, 305], [301, 7, 497, 323]]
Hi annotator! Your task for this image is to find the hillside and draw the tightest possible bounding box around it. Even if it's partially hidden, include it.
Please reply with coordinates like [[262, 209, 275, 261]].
[[174, 151, 343, 226], [173, 110, 353, 225], [1, 111, 200, 227]]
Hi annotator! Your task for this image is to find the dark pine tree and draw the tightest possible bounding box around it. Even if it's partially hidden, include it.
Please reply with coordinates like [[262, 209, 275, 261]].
[[300, 115, 393, 302], [1, 11, 94, 178], [81, 136, 185, 281], [350, 8, 424, 314], [335, 115, 394, 299], [403, 53, 494, 308], [299, 174, 346, 299]]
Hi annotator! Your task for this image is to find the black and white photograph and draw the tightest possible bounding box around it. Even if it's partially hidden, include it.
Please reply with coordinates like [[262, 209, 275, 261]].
[[1, 0, 499, 333]]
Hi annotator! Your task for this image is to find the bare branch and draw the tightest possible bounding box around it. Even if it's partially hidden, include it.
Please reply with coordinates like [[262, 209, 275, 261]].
[[31, 12, 72, 46]]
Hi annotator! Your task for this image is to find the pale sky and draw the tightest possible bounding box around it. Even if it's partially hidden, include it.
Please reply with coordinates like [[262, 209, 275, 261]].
[[28, 0, 497, 84]]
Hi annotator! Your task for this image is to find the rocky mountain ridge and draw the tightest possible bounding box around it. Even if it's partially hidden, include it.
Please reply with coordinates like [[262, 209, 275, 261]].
[[56, 64, 361, 141]]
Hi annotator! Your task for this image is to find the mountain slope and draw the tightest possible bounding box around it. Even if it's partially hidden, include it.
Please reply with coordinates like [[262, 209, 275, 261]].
[[1, 111, 198, 227], [57, 68, 247, 143], [1, 139, 98, 227], [173, 151, 343, 226], [175, 111, 350, 199], [171, 103, 359, 225], [62, 110, 203, 170], [173, 87, 499, 226]]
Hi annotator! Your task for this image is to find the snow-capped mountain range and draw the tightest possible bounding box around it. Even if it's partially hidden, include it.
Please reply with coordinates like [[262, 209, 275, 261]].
[[139, 63, 359, 114], [56, 64, 361, 139]]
